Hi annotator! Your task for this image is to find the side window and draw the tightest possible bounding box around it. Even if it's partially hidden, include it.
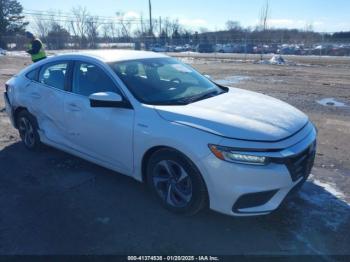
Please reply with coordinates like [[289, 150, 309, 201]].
[[73, 62, 120, 97], [26, 68, 39, 81], [39, 62, 68, 90]]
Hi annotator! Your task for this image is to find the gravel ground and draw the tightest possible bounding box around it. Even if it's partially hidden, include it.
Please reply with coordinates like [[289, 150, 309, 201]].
[[0, 53, 349, 257]]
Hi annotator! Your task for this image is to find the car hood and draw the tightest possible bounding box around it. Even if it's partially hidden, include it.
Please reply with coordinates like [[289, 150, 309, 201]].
[[154, 88, 309, 142]]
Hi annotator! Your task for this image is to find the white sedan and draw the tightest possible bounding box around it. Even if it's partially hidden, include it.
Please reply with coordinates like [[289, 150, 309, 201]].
[[4, 50, 317, 216]]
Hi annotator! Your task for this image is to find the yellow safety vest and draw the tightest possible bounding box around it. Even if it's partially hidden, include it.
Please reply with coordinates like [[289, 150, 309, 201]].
[[29, 39, 47, 62]]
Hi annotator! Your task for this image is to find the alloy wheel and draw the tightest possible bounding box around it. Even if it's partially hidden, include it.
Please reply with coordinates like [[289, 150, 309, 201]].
[[152, 160, 193, 208], [18, 117, 35, 148]]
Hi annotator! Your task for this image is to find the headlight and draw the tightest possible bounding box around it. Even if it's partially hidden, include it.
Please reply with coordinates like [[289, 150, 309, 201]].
[[209, 144, 268, 165]]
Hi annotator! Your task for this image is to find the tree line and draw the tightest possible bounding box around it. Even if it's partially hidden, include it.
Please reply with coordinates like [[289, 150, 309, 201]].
[[1, 0, 350, 50]]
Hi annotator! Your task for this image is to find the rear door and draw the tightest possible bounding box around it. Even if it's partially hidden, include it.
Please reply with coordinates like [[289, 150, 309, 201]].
[[63, 60, 135, 174], [27, 61, 70, 146]]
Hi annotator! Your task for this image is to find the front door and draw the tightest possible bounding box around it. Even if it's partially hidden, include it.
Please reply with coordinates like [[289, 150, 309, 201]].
[[63, 61, 134, 174]]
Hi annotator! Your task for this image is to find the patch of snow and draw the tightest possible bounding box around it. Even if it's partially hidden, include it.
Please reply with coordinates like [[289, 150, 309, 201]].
[[309, 174, 347, 202], [178, 57, 195, 64], [257, 55, 286, 65], [270, 55, 285, 65], [295, 175, 350, 231], [6, 51, 30, 57], [317, 98, 348, 108], [256, 60, 271, 65], [214, 76, 251, 86], [180, 51, 197, 55]]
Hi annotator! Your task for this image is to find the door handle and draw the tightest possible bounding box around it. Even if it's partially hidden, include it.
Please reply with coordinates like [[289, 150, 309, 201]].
[[30, 92, 41, 99], [67, 103, 81, 112]]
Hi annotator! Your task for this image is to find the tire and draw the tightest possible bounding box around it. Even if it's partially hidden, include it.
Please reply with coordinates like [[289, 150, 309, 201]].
[[16, 110, 41, 151], [146, 148, 208, 215]]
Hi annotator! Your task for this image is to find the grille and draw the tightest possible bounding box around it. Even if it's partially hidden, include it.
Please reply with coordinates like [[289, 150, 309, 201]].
[[273, 142, 316, 182]]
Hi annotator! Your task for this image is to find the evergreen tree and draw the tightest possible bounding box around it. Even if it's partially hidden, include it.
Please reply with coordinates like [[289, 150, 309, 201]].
[[0, 0, 28, 48]]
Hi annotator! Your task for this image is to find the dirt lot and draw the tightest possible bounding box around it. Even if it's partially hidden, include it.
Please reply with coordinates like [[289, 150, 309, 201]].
[[0, 53, 349, 257]]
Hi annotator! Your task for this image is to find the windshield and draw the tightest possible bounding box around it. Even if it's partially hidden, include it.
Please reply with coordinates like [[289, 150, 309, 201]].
[[109, 58, 225, 105]]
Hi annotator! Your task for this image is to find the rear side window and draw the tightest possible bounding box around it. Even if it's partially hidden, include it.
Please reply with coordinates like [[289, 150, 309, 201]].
[[26, 68, 39, 81], [72, 62, 120, 97], [39, 62, 68, 90]]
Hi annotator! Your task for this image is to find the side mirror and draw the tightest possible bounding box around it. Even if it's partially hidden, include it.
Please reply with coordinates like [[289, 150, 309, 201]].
[[89, 92, 130, 108]]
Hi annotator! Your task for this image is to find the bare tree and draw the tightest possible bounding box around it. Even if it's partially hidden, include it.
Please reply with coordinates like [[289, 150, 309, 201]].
[[86, 16, 100, 48], [116, 11, 132, 40], [163, 17, 171, 38], [170, 19, 180, 36], [31, 10, 71, 49], [70, 6, 89, 48], [33, 12, 50, 38], [226, 20, 241, 31], [199, 27, 209, 33], [108, 21, 120, 40]]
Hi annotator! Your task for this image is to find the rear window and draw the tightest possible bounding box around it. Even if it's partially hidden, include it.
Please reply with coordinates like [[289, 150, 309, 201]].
[[39, 63, 68, 90]]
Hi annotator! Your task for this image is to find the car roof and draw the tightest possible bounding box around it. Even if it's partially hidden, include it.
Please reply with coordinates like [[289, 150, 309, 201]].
[[55, 50, 168, 63]]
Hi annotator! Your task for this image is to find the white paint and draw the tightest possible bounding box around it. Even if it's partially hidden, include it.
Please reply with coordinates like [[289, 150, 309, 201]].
[[155, 87, 308, 141], [59, 50, 167, 63], [4, 51, 318, 217], [317, 98, 348, 108]]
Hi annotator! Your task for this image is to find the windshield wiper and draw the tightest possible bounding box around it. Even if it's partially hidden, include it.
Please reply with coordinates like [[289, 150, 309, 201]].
[[176, 90, 221, 104], [156, 90, 223, 106]]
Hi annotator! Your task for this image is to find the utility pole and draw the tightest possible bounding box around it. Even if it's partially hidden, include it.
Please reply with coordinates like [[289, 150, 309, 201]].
[[149, 0, 153, 35]]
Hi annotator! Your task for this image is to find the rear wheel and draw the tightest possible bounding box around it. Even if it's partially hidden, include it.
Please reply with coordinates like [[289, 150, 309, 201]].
[[146, 149, 208, 215], [17, 110, 41, 150]]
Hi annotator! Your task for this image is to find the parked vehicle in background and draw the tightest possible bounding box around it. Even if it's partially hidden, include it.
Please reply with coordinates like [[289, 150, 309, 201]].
[[216, 44, 235, 53], [174, 46, 185, 52], [183, 44, 192, 51], [330, 45, 350, 56], [278, 44, 303, 55], [166, 45, 175, 52], [151, 44, 168, 53], [0, 48, 7, 55], [196, 43, 214, 53]]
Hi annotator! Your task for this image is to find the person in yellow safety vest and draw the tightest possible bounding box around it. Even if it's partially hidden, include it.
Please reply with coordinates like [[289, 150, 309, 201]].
[[25, 32, 47, 63]]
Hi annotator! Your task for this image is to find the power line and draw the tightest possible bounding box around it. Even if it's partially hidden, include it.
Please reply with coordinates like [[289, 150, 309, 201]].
[[23, 9, 147, 23], [24, 16, 143, 26]]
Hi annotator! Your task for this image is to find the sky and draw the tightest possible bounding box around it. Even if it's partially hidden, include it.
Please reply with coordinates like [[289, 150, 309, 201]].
[[20, 0, 350, 32]]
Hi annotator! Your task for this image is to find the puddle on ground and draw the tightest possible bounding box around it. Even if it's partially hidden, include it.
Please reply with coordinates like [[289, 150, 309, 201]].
[[214, 76, 251, 86], [317, 98, 348, 107]]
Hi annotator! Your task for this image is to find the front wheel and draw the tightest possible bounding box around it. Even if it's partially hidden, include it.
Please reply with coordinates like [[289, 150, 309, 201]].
[[146, 149, 208, 215], [17, 110, 41, 150]]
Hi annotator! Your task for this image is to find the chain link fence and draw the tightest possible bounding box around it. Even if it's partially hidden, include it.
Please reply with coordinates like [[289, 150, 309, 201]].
[[2, 34, 350, 56]]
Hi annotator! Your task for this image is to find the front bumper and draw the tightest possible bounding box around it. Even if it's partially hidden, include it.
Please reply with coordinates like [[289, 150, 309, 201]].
[[198, 134, 317, 217], [3, 92, 15, 127]]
